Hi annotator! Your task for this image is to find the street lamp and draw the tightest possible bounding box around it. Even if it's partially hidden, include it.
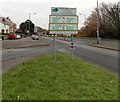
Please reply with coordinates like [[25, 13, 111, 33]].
[[28, 13, 36, 36], [96, 0, 100, 44]]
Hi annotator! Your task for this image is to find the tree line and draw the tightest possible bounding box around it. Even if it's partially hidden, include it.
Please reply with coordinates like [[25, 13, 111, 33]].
[[79, 2, 120, 40]]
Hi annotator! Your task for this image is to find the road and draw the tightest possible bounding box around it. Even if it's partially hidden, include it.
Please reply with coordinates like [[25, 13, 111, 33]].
[[2, 36, 119, 75], [56, 37, 118, 50]]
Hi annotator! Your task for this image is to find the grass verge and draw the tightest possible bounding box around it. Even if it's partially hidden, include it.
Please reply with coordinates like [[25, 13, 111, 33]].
[[2, 52, 118, 100]]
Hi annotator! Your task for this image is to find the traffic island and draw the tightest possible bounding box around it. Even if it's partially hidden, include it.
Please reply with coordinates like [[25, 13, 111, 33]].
[[2, 52, 118, 100]]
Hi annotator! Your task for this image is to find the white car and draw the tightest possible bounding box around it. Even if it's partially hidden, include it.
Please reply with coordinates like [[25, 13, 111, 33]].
[[0, 37, 2, 40], [31, 34, 35, 38], [16, 35, 21, 39], [51, 34, 57, 37]]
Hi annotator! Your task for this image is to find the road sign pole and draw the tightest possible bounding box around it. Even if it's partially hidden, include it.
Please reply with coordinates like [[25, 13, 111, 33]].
[[71, 34, 73, 61], [53, 35, 56, 61]]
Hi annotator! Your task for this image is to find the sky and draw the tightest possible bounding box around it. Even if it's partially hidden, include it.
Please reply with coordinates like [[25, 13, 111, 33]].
[[0, 0, 119, 29]]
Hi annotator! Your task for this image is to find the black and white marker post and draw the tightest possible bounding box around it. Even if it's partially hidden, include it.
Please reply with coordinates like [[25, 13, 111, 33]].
[[53, 34, 56, 61], [70, 34, 74, 61]]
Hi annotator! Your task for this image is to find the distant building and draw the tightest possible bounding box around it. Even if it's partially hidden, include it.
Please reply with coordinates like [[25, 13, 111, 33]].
[[34, 26, 48, 36], [0, 17, 16, 34], [0, 21, 9, 34], [34, 26, 38, 33]]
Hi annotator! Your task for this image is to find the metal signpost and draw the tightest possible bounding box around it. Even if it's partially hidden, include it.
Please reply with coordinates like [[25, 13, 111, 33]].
[[70, 35, 75, 61], [49, 7, 78, 61], [53, 35, 55, 61]]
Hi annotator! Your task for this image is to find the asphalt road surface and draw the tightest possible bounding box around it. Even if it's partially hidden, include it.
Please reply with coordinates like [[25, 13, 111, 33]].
[[2, 37, 119, 75]]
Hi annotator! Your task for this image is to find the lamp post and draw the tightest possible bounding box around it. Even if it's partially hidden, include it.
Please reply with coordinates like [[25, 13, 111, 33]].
[[96, 0, 100, 44], [28, 13, 36, 36]]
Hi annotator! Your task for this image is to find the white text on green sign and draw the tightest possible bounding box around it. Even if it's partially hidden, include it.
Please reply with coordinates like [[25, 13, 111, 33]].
[[51, 7, 76, 15], [49, 31, 78, 34], [49, 24, 78, 30], [50, 16, 78, 23]]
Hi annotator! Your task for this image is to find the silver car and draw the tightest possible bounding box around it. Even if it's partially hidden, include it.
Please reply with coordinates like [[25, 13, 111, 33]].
[[31, 35, 39, 40]]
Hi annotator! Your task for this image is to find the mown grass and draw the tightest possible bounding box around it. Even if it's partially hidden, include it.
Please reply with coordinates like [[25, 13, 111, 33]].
[[2, 52, 119, 100]]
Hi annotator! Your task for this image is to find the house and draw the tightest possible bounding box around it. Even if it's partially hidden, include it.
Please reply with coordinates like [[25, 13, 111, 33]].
[[34, 26, 48, 36], [0, 16, 16, 39]]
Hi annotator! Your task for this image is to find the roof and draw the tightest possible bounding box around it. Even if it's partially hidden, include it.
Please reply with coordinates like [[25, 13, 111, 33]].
[[0, 17, 16, 26]]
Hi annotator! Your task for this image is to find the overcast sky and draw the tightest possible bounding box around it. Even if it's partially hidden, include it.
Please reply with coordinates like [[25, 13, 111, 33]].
[[0, 0, 119, 29]]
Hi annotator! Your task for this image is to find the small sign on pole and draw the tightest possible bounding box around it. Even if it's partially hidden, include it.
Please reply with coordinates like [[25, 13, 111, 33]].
[[70, 42, 75, 50], [70, 34, 74, 61]]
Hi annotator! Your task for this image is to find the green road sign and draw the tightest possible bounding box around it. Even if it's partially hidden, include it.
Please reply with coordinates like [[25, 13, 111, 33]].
[[51, 7, 76, 15], [49, 31, 78, 34], [49, 15, 78, 23], [49, 7, 78, 35], [49, 24, 78, 31]]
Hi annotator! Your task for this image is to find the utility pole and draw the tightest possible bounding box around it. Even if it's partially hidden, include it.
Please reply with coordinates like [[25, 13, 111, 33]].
[[96, 0, 100, 44], [118, 1, 120, 39]]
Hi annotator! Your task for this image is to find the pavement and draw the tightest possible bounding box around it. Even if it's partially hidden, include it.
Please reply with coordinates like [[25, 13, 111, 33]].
[[88, 42, 119, 52]]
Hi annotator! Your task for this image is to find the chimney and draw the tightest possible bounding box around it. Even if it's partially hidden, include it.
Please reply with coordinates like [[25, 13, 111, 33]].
[[6, 17, 9, 19]]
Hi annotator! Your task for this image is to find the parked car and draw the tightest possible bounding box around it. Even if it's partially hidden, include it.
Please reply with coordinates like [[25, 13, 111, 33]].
[[0, 37, 2, 40], [31, 34, 39, 40], [0, 36, 4, 40], [31, 34, 35, 38], [7, 33, 17, 40], [16, 35, 21, 39]]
